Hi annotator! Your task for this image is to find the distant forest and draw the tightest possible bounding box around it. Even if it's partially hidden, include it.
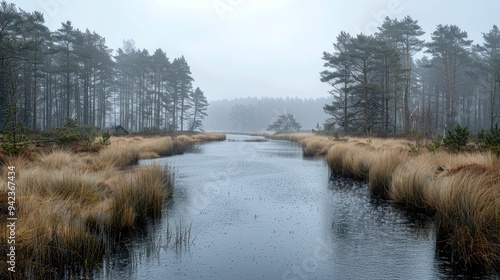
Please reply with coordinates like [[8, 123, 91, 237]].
[[204, 97, 332, 132], [321, 16, 500, 136], [0, 1, 208, 133], [3, 0, 500, 137]]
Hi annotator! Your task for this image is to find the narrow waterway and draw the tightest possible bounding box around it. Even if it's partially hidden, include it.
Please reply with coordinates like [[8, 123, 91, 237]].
[[98, 134, 457, 279]]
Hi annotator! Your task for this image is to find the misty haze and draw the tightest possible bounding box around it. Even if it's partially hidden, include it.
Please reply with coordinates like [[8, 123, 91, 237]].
[[1, 1, 500, 279]]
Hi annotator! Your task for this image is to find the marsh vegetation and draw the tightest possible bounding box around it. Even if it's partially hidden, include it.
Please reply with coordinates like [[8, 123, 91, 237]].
[[0, 133, 224, 279], [271, 132, 500, 273], [98, 134, 480, 279]]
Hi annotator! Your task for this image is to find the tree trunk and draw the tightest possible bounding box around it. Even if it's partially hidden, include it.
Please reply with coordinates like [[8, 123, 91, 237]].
[[33, 51, 38, 130], [66, 46, 70, 119]]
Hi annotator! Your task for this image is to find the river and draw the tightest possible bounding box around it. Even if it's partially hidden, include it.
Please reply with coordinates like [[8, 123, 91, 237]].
[[96, 134, 465, 279]]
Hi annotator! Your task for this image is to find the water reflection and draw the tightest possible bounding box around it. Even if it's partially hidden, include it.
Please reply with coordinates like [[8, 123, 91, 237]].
[[95, 134, 496, 279]]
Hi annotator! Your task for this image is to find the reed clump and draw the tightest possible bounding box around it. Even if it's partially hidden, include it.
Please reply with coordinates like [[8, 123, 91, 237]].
[[274, 132, 500, 270], [266, 132, 312, 143], [390, 154, 440, 211], [390, 152, 496, 211], [163, 220, 194, 251], [268, 133, 348, 157], [0, 132, 224, 278], [12, 197, 107, 279], [138, 137, 174, 158], [342, 144, 500, 270], [191, 132, 226, 142], [368, 149, 409, 197], [0, 154, 32, 177], [110, 164, 172, 229], [173, 135, 195, 154], [327, 142, 375, 180], [90, 142, 140, 170], [118, 133, 227, 159], [0, 149, 173, 278], [433, 163, 500, 270], [300, 136, 335, 157]]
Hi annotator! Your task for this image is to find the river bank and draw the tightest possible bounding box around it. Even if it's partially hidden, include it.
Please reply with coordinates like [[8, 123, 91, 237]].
[[268, 132, 500, 273], [99, 134, 445, 279], [0, 133, 225, 279]]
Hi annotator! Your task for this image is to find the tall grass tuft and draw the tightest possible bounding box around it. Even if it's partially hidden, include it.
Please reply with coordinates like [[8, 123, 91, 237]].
[[389, 154, 439, 211], [433, 164, 500, 269], [300, 136, 335, 157], [0, 140, 175, 278], [0, 154, 32, 178], [90, 142, 140, 170], [174, 135, 195, 154], [265, 132, 500, 270], [134, 164, 173, 215], [191, 132, 226, 142], [110, 164, 172, 230], [138, 137, 174, 157], [4, 194, 108, 279], [368, 149, 408, 197], [36, 150, 79, 170], [326, 143, 349, 178], [327, 143, 374, 180], [266, 132, 312, 143], [163, 219, 194, 251], [0, 132, 227, 278], [109, 164, 171, 230]]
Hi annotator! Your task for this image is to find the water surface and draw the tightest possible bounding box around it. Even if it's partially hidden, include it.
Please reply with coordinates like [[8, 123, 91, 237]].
[[98, 134, 460, 279]]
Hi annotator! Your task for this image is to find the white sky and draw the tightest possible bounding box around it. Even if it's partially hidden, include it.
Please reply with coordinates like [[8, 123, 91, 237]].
[[14, 0, 500, 101]]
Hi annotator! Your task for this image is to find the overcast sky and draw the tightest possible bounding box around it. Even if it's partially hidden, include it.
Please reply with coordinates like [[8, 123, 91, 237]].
[[14, 0, 500, 101]]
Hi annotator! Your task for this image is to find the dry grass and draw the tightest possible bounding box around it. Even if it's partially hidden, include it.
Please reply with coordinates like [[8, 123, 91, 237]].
[[275, 132, 500, 270], [433, 163, 500, 269], [88, 143, 140, 170], [118, 132, 228, 159], [327, 142, 375, 180], [17, 167, 105, 204], [326, 143, 350, 177], [191, 132, 226, 142], [138, 137, 174, 158], [110, 164, 172, 229], [9, 196, 108, 279], [390, 154, 441, 211], [268, 133, 345, 157], [173, 135, 195, 154], [0, 146, 175, 278], [267, 132, 312, 143], [368, 149, 409, 197], [36, 150, 79, 170], [300, 136, 336, 157], [0, 154, 32, 178], [0, 132, 224, 278], [390, 152, 498, 210]]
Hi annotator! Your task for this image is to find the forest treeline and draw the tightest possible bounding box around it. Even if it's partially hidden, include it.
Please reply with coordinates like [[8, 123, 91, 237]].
[[204, 97, 332, 132], [321, 16, 500, 136], [0, 1, 208, 133]]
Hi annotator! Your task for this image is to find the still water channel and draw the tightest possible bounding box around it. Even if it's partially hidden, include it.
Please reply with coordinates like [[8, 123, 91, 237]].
[[97, 134, 467, 279]]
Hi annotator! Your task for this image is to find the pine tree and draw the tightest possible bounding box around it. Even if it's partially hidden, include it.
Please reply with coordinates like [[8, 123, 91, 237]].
[[267, 114, 302, 133], [188, 87, 208, 131], [54, 21, 78, 121], [377, 16, 425, 133], [170, 56, 193, 131], [481, 25, 500, 128], [321, 31, 354, 132], [425, 25, 473, 128]]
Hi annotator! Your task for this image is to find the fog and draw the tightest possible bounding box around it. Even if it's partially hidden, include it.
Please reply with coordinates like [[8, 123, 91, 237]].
[[15, 0, 500, 101]]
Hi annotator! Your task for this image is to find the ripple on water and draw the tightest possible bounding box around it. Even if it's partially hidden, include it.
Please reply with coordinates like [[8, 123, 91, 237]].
[[97, 135, 491, 280]]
